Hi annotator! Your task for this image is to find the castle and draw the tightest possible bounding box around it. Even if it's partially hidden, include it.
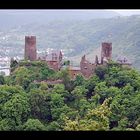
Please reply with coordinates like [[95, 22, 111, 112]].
[[24, 36, 132, 79]]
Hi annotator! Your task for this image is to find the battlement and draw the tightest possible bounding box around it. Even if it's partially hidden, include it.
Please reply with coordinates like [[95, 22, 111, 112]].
[[25, 36, 36, 44], [25, 36, 36, 39], [102, 42, 112, 46]]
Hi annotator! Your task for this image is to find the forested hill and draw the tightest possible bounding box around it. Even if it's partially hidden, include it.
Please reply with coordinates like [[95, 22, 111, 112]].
[[0, 60, 140, 130], [1, 15, 140, 69]]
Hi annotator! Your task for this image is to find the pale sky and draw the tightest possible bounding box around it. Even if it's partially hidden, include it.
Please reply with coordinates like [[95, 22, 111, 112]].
[[108, 10, 140, 16]]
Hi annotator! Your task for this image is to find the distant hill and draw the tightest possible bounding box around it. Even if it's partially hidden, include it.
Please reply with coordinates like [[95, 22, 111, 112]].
[[0, 10, 121, 30], [0, 14, 140, 70]]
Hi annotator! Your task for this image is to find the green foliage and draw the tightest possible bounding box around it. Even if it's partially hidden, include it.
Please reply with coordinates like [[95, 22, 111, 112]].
[[39, 81, 48, 90], [1, 93, 30, 130], [0, 119, 16, 131], [0, 75, 5, 85], [47, 121, 61, 131], [50, 93, 66, 120], [1, 59, 140, 131], [74, 74, 85, 87], [22, 119, 47, 131], [63, 98, 112, 131], [8, 61, 55, 90], [0, 85, 24, 106], [136, 124, 140, 131], [58, 69, 72, 91], [63, 60, 70, 66], [10, 59, 18, 72], [29, 89, 51, 122], [95, 65, 108, 80]]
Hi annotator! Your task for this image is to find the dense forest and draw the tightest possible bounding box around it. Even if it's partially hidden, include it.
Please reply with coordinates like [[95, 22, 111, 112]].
[[0, 60, 140, 131]]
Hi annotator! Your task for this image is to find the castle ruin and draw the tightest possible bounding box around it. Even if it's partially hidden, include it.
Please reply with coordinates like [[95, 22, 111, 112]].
[[25, 36, 37, 61], [101, 42, 112, 64], [24, 36, 131, 79]]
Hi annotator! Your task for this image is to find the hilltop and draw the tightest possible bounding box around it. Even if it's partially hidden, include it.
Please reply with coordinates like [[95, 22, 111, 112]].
[[0, 59, 140, 131]]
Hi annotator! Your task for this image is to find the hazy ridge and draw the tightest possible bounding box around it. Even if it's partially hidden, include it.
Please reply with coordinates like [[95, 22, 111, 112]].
[[0, 12, 140, 70]]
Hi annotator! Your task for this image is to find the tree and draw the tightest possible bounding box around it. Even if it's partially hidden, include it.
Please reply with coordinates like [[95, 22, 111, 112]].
[[10, 58, 18, 72], [94, 82, 108, 103], [47, 121, 61, 131], [29, 89, 51, 122], [136, 124, 140, 131], [1, 93, 30, 130], [74, 74, 85, 87], [51, 84, 69, 102], [0, 85, 24, 106], [50, 93, 65, 120], [0, 75, 5, 85], [39, 81, 48, 90], [58, 69, 72, 91], [22, 119, 47, 131], [63, 98, 112, 131], [9, 61, 56, 88], [71, 86, 88, 109], [63, 60, 70, 66], [0, 71, 5, 76], [84, 75, 100, 98], [9, 66, 31, 90], [0, 119, 16, 131], [95, 65, 107, 80]]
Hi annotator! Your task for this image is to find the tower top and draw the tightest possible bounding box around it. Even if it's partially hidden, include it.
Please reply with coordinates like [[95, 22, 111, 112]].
[[102, 42, 112, 46], [25, 36, 36, 38], [102, 42, 112, 50]]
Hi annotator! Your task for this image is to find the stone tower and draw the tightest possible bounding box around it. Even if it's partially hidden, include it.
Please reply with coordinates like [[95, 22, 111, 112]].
[[101, 42, 112, 64], [25, 36, 37, 61]]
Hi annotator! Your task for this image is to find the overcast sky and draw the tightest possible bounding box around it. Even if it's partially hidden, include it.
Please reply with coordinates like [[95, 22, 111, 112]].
[[1, 9, 140, 16], [108, 10, 140, 16]]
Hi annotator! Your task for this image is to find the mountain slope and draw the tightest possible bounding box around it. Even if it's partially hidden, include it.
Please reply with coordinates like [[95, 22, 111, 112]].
[[0, 10, 121, 31], [0, 15, 140, 70]]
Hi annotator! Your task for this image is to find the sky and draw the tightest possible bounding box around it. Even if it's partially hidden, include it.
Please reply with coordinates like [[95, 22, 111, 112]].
[[108, 10, 140, 16], [1, 9, 140, 15]]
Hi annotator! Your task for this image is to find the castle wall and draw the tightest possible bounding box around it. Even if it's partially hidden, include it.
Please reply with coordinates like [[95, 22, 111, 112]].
[[68, 68, 81, 79], [47, 60, 61, 71], [80, 55, 96, 78]]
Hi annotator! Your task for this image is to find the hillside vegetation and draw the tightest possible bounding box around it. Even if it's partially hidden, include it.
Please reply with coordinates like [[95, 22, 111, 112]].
[[0, 61, 140, 130]]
